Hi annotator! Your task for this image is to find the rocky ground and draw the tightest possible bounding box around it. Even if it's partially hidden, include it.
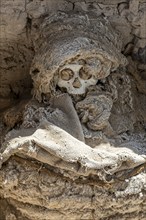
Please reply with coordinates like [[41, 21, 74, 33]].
[[0, 0, 146, 219]]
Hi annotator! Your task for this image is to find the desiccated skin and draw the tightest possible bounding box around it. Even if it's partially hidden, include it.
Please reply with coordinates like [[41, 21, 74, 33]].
[[76, 94, 113, 131]]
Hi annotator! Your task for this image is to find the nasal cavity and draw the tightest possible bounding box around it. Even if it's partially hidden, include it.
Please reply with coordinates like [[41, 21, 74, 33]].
[[72, 78, 81, 88]]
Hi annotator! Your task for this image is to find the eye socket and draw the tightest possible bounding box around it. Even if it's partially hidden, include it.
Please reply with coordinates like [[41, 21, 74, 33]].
[[60, 68, 74, 81], [79, 67, 92, 80]]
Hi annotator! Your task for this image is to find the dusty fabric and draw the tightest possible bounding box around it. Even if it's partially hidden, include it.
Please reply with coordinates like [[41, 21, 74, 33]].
[[0, 0, 146, 219]]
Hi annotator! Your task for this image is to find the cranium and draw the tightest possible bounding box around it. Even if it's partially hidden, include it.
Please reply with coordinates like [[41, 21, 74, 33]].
[[57, 57, 111, 95], [57, 64, 97, 94]]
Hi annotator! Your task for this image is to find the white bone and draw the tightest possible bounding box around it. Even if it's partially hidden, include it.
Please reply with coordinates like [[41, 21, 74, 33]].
[[57, 64, 98, 94]]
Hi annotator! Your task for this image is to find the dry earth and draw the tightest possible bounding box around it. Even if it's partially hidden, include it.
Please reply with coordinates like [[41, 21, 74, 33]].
[[0, 0, 146, 219]]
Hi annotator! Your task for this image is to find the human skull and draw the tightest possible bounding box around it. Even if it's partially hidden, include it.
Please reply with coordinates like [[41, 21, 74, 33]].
[[57, 57, 111, 95]]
